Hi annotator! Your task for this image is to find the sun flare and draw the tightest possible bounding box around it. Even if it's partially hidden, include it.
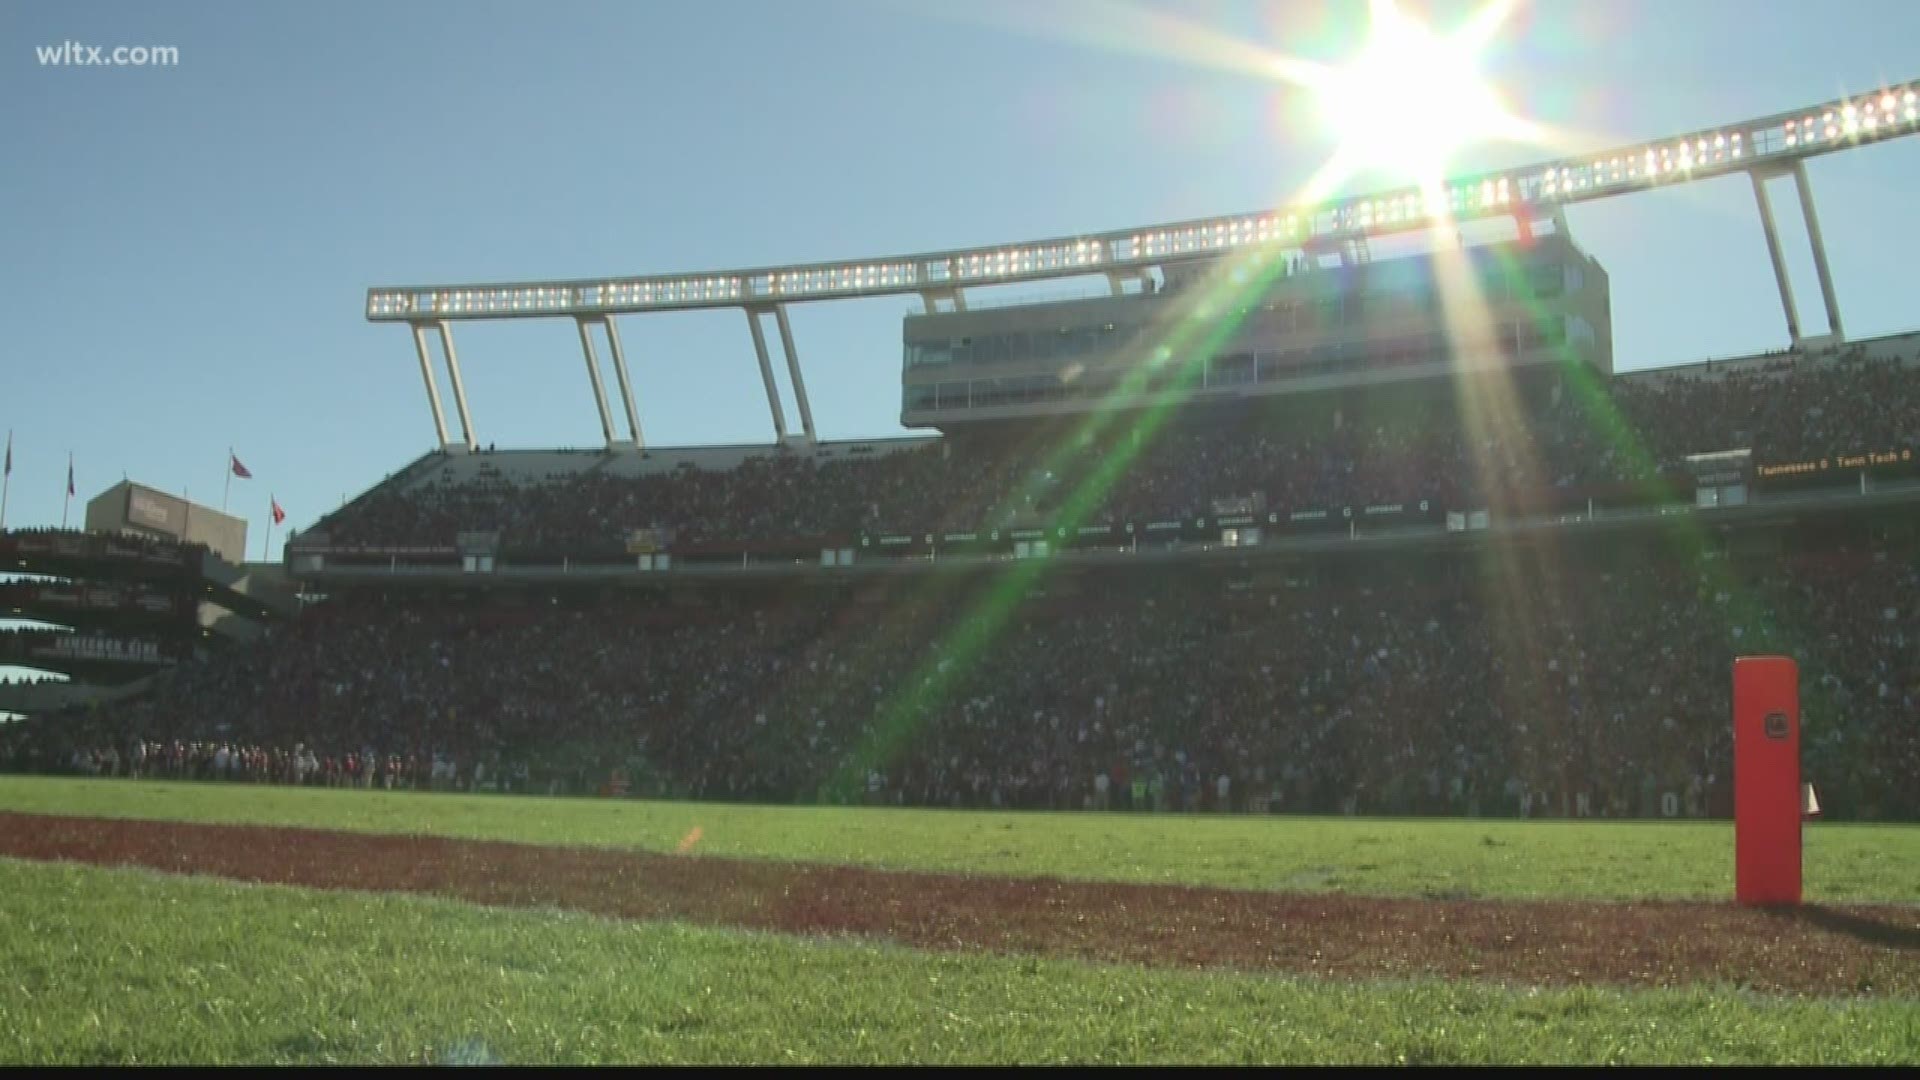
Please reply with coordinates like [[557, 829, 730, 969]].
[[1293, 0, 1541, 202]]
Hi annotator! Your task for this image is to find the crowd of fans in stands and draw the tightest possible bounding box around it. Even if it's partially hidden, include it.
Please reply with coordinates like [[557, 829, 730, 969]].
[[6, 538, 1914, 820], [316, 346, 1917, 552], [55, 737, 528, 794]]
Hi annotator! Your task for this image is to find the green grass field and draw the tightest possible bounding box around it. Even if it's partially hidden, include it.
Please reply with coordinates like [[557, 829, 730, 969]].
[[2, 776, 1916, 902], [1, 777, 1916, 1064]]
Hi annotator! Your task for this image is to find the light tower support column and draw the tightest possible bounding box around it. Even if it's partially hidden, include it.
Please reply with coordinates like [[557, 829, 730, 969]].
[[1792, 160, 1845, 342], [773, 303, 817, 444], [1749, 168, 1803, 343], [410, 322, 452, 448], [575, 316, 617, 448], [601, 317, 645, 450], [436, 320, 476, 451], [745, 307, 789, 442]]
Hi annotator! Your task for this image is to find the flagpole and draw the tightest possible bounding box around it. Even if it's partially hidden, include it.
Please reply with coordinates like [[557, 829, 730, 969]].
[[0, 430, 11, 532], [223, 447, 232, 512], [263, 495, 273, 562], [62, 451, 72, 529]]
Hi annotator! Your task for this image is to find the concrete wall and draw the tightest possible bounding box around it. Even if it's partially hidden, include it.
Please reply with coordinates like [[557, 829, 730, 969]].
[[182, 504, 247, 566], [82, 481, 249, 565]]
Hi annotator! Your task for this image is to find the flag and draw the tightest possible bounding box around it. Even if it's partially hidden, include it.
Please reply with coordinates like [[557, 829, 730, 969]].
[[271, 497, 285, 525], [230, 453, 252, 479]]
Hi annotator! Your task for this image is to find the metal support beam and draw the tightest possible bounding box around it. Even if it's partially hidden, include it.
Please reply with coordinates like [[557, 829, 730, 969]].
[[745, 307, 788, 442], [1791, 161, 1845, 342], [773, 303, 817, 444], [918, 287, 969, 313], [410, 322, 451, 448], [574, 317, 617, 447], [1749, 169, 1802, 343], [601, 317, 645, 449], [435, 321, 476, 450]]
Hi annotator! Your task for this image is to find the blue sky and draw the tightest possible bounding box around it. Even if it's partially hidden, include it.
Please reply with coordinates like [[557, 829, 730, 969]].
[[4, 0, 1920, 551]]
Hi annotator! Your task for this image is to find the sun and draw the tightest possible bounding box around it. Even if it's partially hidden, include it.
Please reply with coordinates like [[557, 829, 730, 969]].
[[1295, 0, 1539, 200]]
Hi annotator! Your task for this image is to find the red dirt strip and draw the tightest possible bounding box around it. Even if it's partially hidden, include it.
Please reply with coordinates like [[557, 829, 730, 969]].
[[2, 811, 1915, 996]]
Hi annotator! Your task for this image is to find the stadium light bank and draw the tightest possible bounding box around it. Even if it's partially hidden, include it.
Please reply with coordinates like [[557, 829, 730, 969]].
[[365, 81, 1920, 454]]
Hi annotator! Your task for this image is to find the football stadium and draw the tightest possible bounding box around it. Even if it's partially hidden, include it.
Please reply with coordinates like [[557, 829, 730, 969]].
[[3, 1, 1918, 1065]]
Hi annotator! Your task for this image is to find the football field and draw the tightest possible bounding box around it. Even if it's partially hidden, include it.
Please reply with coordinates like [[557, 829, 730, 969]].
[[1, 777, 1915, 1064]]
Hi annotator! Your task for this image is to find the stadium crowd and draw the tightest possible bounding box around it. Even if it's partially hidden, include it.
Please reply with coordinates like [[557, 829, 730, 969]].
[[49, 736, 528, 794], [6, 539, 1914, 820], [316, 347, 1919, 552]]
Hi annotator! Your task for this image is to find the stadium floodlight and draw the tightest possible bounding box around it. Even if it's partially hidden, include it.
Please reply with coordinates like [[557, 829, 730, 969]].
[[366, 78, 1920, 323]]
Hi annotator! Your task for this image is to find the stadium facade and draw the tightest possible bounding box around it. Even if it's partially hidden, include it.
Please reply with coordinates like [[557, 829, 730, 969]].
[[900, 226, 1609, 427], [0, 483, 301, 716]]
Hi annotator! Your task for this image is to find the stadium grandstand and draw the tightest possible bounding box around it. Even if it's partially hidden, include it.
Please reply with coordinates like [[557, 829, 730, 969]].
[[0, 484, 301, 719], [4, 82, 1917, 822]]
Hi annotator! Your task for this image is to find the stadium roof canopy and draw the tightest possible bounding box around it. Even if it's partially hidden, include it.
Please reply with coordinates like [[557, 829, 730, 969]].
[[365, 79, 1920, 452]]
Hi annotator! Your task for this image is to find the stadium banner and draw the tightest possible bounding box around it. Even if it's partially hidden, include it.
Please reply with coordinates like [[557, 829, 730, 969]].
[[126, 486, 189, 539], [1136, 518, 1187, 544], [305, 544, 458, 557], [1356, 499, 1443, 527], [13, 581, 185, 618], [25, 634, 173, 665], [301, 545, 463, 571], [1048, 523, 1125, 552], [859, 531, 932, 556], [934, 529, 993, 555], [1, 531, 191, 569], [1118, 515, 1226, 546], [859, 524, 1137, 556], [1267, 507, 1342, 535]]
